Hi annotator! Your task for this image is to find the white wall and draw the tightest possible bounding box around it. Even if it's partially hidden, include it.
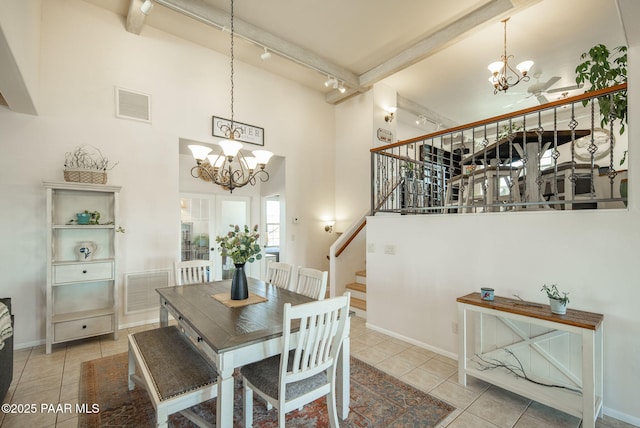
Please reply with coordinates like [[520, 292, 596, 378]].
[[366, 9, 640, 421], [0, 0, 335, 346]]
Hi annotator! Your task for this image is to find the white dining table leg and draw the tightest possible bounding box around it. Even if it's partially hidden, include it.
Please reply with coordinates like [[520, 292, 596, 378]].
[[216, 366, 234, 427]]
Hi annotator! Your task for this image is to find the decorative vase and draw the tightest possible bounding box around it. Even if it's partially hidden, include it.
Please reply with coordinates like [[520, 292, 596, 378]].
[[76, 241, 97, 261], [549, 298, 567, 315], [231, 263, 249, 300], [76, 212, 92, 225]]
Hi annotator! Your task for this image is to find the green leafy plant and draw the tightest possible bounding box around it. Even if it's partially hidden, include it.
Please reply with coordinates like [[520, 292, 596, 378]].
[[541, 284, 570, 305], [216, 224, 263, 264], [575, 44, 627, 135]]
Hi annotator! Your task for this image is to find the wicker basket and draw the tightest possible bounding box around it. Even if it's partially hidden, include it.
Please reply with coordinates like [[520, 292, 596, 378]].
[[63, 169, 107, 184]]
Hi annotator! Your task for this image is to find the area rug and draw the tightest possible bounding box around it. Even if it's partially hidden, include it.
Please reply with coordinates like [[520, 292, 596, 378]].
[[79, 352, 454, 427]]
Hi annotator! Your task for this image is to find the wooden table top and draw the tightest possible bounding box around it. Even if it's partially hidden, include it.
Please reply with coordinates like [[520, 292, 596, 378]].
[[462, 130, 591, 164], [157, 278, 314, 353], [457, 292, 603, 330]]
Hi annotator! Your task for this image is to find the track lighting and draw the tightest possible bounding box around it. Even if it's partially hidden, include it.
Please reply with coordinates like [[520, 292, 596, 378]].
[[337, 81, 346, 93], [140, 0, 153, 15], [260, 47, 271, 61], [324, 76, 338, 88]]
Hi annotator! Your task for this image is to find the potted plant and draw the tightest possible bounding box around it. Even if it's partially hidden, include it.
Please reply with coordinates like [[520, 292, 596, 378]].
[[541, 284, 570, 315], [216, 225, 263, 300], [575, 44, 627, 135]]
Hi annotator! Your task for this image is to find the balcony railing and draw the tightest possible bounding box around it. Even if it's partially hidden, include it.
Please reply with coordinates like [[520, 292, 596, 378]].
[[371, 84, 628, 215]]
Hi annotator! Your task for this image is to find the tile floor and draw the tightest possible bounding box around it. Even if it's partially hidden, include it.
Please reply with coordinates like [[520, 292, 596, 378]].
[[1, 316, 637, 427]]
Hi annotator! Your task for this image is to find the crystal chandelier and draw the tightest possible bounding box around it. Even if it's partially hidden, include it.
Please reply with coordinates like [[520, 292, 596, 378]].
[[188, 0, 273, 193], [488, 18, 533, 94]]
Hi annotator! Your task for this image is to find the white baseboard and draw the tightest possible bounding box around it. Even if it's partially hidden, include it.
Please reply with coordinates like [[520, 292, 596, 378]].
[[364, 321, 457, 360]]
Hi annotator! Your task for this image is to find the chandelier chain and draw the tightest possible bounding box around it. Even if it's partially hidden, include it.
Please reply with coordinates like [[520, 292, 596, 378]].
[[229, 0, 235, 126]]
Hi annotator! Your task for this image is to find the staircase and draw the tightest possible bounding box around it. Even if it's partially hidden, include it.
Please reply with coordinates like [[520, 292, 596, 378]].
[[346, 270, 366, 318]]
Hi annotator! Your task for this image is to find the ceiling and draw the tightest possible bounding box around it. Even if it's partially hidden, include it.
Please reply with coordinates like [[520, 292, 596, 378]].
[[70, 0, 630, 131]]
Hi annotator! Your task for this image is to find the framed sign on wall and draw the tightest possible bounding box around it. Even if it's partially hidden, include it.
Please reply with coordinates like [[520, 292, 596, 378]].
[[212, 116, 264, 146]]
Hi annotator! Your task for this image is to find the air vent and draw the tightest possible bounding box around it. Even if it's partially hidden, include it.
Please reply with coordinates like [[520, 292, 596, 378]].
[[116, 87, 151, 123], [124, 270, 170, 314]]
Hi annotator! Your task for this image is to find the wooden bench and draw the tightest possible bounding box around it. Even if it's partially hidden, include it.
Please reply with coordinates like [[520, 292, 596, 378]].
[[128, 326, 218, 428]]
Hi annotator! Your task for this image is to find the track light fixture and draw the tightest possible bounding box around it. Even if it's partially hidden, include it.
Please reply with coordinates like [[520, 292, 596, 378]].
[[140, 0, 153, 15], [260, 47, 271, 61], [324, 76, 338, 88]]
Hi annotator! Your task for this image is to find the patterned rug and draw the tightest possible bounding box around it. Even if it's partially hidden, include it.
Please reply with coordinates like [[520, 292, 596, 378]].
[[79, 352, 454, 427]]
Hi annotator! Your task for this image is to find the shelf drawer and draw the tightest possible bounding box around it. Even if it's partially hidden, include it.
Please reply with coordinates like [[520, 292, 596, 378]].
[[54, 314, 114, 342], [54, 262, 114, 284]]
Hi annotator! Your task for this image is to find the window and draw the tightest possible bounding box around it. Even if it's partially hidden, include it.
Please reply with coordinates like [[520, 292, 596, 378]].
[[265, 198, 280, 248]]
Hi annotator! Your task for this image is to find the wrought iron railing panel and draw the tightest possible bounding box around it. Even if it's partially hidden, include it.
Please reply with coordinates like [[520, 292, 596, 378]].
[[371, 84, 627, 215]]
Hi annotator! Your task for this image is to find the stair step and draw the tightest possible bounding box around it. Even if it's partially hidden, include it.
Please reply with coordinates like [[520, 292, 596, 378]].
[[351, 297, 366, 311], [346, 282, 366, 293], [355, 270, 366, 277]]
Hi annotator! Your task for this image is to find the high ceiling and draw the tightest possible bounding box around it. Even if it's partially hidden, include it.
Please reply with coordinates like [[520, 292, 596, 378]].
[[63, 0, 633, 130]]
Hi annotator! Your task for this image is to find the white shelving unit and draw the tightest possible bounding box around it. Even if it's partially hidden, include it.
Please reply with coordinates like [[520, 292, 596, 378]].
[[44, 181, 122, 354], [457, 293, 604, 428]]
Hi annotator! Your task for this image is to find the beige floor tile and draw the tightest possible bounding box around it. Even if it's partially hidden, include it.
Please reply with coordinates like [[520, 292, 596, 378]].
[[55, 415, 79, 427], [375, 338, 410, 356], [430, 379, 485, 410], [448, 410, 501, 428], [395, 347, 434, 366], [353, 347, 389, 365], [466, 387, 530, 428], [517, 401, 580, 428], [400, 366, 445, 393], [375, 354, 416, 378], [11, 375, 61, 403], [595, 415, 639, 428], [420, 357, 458, 379], [355, 330, 388, 346], [438, 408, 462, 427]]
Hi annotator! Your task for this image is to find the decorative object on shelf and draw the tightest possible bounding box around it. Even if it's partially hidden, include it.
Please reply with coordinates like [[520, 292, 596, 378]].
[[63, 145, 118, 184], [488, 18, 533, 94], [480, 287, 494, 301], [187, 0, 273, 194], [76, 241, 97, 261], [216, 224, 263, 300], [72, 210, 101, 225], [541, 284, 570, 315]]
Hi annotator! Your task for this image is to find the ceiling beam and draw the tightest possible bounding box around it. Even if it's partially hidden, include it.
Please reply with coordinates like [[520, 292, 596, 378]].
[[125, 0, 148, 35], [153, 0, 360, 89], [359, 0, 515, 88]]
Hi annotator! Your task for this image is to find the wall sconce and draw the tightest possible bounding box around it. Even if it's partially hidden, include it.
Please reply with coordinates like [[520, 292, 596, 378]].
[[324, 221, 335, 234], [384, 107, 397, 122]]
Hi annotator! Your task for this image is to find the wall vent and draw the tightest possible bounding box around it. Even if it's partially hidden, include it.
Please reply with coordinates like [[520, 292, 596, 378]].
[[124, 270, 170, 314], [116, 87, 151, 123]]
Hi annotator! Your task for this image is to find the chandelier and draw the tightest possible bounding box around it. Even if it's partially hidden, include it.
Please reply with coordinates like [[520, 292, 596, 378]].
[[488, 17, 533, 94], [188, 0, 273, 193]]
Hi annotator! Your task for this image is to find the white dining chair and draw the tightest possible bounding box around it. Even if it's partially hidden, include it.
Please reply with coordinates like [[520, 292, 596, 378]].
[[294, 267, 328, 300], [266, 262, 293, 290], [174, 260, 213, 286], [241, 293, 351, 428]]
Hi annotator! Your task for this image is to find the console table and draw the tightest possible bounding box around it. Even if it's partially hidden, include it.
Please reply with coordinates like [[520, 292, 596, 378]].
[[457, 292, 603, 427]]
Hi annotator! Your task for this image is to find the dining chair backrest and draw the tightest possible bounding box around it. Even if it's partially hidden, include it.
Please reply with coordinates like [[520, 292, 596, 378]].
[[241, 293, 351, 427], [174, 260, 213, 286], [266, 262, 293, 290], [294, 267, 328, 300]]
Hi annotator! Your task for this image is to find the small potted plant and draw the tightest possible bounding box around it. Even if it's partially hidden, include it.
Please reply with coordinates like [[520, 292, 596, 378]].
[[541, 284, 570, 315]]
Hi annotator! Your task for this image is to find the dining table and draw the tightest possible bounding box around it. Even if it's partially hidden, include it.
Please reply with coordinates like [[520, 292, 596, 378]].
[[461, 130, 591, 203], [156, 277, 351, 427]]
